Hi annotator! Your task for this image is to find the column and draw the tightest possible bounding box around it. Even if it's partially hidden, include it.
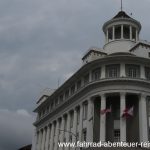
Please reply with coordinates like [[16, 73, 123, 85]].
[[45, 125, 50, 150], [31, 129, 37, 150], [66, 113, 71, 150], [79, 104, 83, 142], [139, 94, 148, 142], [50, 122, 55, 150], [101, 65, 105, 79], [100, 94, 106, 142], [89, 70, 92, 82], [41, 128, 46, 150], [60, 116, 65, 150], [120, 92, 126, 142], [121, 25, 123, 39], [120, 63, 126, 77], [87, 98, 93, 142], [38, 130, 43, 150], [54, 120, 60, 150], [130, 26, 132, 40], [106, 30, 108, 43], [136, 29, 138, 41], [140, 65, 145, 79], [113, 26, 115, 40], [72, 108, 78, 143]]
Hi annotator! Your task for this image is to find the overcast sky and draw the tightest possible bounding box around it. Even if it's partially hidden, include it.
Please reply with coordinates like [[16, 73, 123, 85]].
[[0, 0, 150, 150]]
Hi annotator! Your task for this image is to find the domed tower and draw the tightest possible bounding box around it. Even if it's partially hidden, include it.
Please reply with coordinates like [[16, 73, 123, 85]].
[[103, 11, 141, 54]]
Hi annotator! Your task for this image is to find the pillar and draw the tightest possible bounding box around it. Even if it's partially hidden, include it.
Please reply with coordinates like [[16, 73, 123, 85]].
[[79, 104, 83, 142], [130, 26, 132, 40], [50, 122, 55, 150], [101, 65, 105, 79], [38, 130, 43, 150], [89, 70, 92, 82], [66, 113, 71, 150], [120, 63, 126, 77], [100, 94, 106, 142], [136, 29, 138, 41], [72, 108, 78, 143], [87, 98, 93, 142], [45, 125, 50, 150], [139, 94, 148, 142], [54, 120, 60, 150], [140, 65, 146, 79], [106, 30, 108, 43], [113, 26, 115, 40], [120, 92, 126, 141], [121, 25, 123, 39], [60, 116, 65, 150], [41, 128, 46, 150]]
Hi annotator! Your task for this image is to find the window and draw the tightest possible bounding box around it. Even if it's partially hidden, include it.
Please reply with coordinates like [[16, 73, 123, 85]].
[[84, 74, 89, 85], [108, 27, 113, 41], [82, 129, 87, 142], [77, 80, 81, 89], [114, 130, 120, 142], [126, 64, 140, 78], [83, 102, 88, 120], [59, 94, 63, 103], [145, 67, 150, 80], [71, 85, 75, 95], [55, 98, 59, 106], [115, 25, 121, 39], [106, 64, 120, 78], [51, 101, 54, 110], [123, 25, 130, 39], [92, 68, 101, 81], [149, 52, 150, 58], [132, 27, 136, 41], [70, 112, 74, 128], [70, 135, 72, 142], [65, 90, 69, 99]]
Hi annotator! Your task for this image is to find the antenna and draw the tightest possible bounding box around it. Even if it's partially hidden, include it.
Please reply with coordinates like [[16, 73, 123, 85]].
[[121, 0, 123, 11]]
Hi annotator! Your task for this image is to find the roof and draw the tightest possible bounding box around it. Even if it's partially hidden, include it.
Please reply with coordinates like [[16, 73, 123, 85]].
[[113, 11, 131, 19], [82, 48, 107, 60], [130, 41, 150, 52]]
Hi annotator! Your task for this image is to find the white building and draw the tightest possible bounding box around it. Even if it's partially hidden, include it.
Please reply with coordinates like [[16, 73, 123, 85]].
[[32, 11, 150, 150]]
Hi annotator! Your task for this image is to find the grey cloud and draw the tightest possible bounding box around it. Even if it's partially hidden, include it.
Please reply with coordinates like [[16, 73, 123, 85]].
[[0, 109, 34, 150], [0, 0, 149, 149]]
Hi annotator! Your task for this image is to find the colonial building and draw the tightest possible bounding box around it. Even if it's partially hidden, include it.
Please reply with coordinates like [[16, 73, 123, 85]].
[[32, 10, 150, 150]]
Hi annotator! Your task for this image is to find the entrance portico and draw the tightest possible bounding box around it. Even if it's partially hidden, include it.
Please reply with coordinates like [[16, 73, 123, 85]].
[[92, 92, 148, 143]]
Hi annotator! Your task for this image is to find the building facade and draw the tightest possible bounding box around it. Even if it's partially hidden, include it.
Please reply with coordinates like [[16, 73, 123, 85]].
[[32, 11, 150, 150]]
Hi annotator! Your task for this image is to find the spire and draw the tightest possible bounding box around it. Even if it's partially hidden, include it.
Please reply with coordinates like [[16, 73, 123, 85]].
[[121, 0, 123, 11]]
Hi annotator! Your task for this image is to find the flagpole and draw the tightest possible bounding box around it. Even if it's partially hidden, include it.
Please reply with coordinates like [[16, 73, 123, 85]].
[[121, 0, 123, 11]]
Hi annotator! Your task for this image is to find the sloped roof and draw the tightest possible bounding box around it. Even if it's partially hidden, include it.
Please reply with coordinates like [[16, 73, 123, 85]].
[[113, 11, 131, 19]]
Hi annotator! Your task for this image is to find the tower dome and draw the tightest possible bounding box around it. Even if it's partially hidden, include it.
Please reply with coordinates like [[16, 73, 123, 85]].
[[103, 11, 141, 54]]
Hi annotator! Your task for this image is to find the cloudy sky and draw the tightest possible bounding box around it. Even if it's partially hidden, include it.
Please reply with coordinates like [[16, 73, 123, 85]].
[[0, 0, 150, 149]]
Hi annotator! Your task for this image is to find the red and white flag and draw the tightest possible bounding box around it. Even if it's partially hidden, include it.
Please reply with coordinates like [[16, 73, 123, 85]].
[[122, 106, 134, 118], [100, 107, 111, 115]]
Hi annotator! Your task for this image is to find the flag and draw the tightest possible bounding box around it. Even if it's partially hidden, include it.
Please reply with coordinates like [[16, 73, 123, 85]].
[[122, 106, 133, 118], [100, 106, 111, 115]]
